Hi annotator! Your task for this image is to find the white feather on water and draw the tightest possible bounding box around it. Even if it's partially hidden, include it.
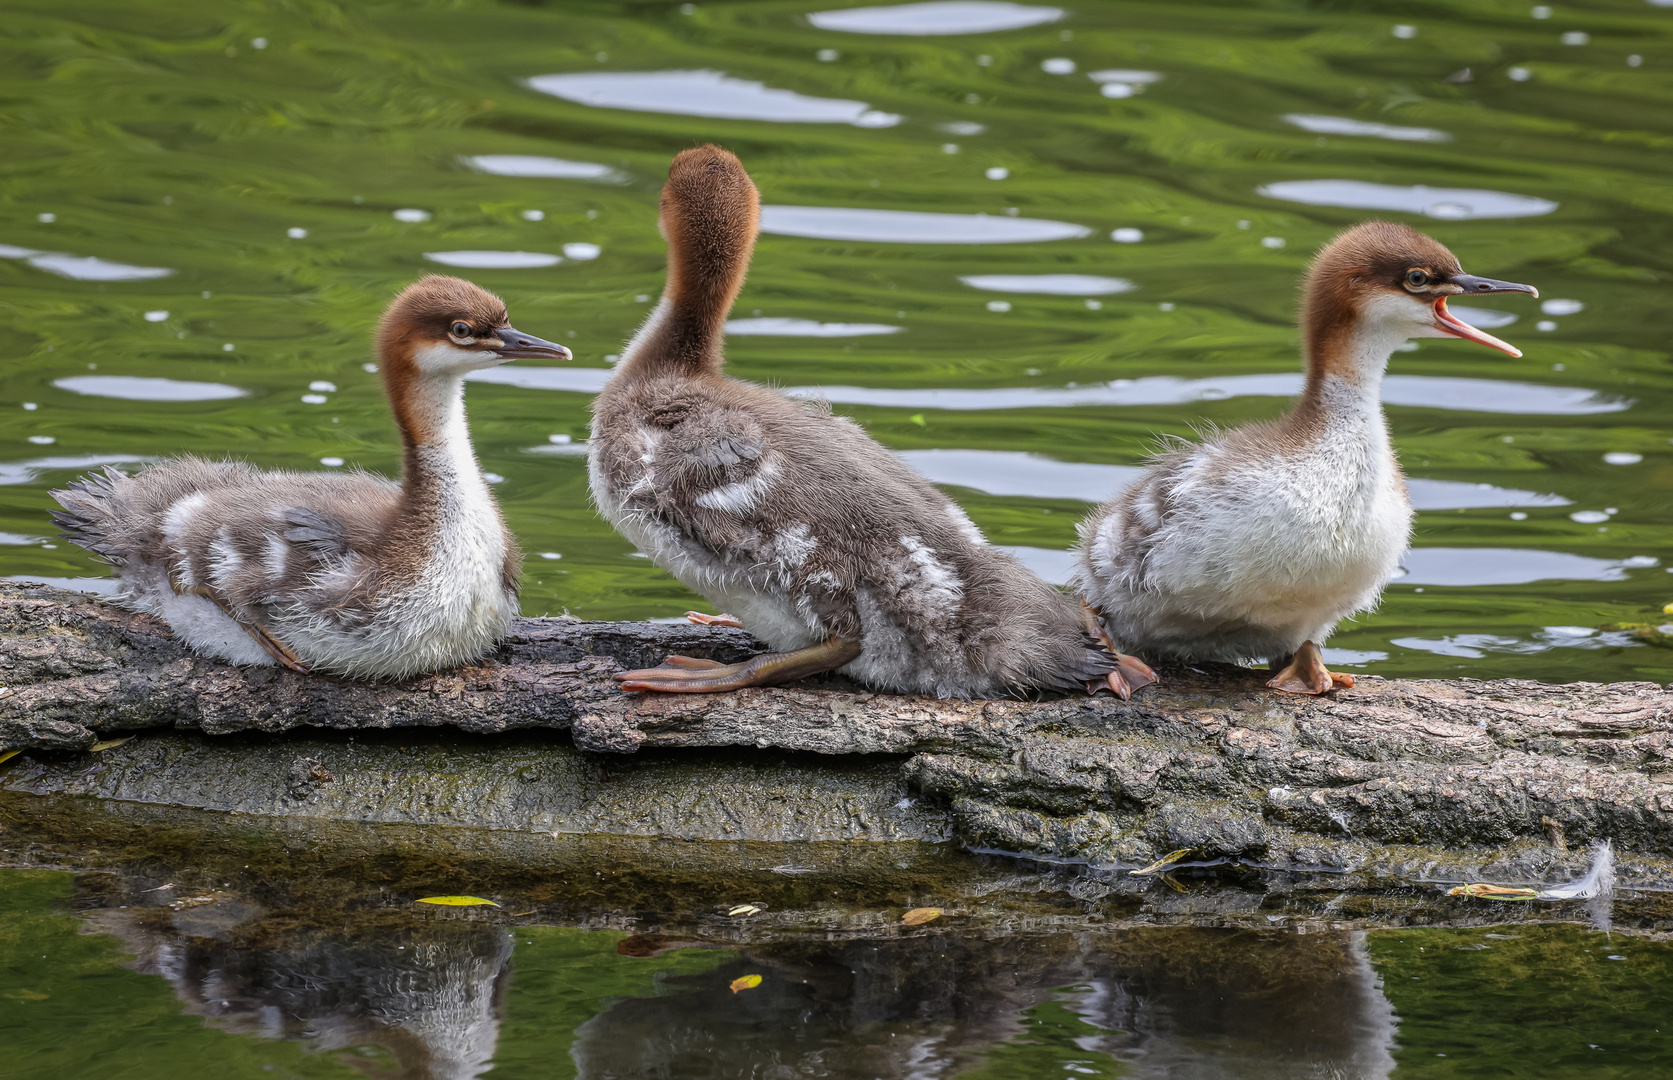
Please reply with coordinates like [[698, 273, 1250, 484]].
[[1536, 840, 1613, 901]]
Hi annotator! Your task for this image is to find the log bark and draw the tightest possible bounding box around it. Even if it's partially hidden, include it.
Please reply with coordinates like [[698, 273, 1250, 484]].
[[3, 579, 1672, 876]]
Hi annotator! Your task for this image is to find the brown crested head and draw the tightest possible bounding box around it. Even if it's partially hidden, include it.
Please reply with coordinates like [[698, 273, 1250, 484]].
[[376, 275, 569, 385], [659, 145, 760, 321], [1301, 221, 1539, 371]]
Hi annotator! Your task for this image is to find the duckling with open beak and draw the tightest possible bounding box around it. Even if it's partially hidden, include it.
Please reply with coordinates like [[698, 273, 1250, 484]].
[[51, 275, 568, 679], [1074, 221, 1538, 694], [589, 145, 1122, 697]]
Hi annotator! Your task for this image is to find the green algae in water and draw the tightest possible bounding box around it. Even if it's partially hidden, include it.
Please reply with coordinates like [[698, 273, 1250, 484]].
[[0, 2, 1669, 679], [1370, 925, 1673, 1076]]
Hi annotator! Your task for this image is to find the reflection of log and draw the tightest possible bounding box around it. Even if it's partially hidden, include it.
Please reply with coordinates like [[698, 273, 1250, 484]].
[[4, 579, 1673, 872]]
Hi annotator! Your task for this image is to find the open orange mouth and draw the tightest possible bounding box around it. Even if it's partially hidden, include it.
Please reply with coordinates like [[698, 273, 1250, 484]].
[[1432, 296, 1522, 357]]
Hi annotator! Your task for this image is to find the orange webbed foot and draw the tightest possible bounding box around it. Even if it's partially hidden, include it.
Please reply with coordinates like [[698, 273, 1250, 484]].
[[615, 637, 861, 695], [1266, 641, 1353, 695], [1105, 653, 1159, 699], [1079, 601, 1159, 699], [685, 611, 745, 629]]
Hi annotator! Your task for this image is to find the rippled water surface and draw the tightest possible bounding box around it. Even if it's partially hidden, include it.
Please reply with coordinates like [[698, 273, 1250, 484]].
[[1, 0, 1670, 681]]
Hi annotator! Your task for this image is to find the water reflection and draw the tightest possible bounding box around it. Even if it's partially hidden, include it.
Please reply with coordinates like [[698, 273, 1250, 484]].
[[960, 273, 1136, 295], [760, 205, 1091, 243], [577, 929, 1396, 1079], [93, 906, 512, 1080], [1089, 69, 1164, 98], [74, 896, 1408, 1080], [479, 367, 1625, 417], [527, 70, 900, 127], [51, 375, 248, 402], [726, 316, 904, 336], [899, 448, 1570, 508], [788, 373, 1629, 414], [1395, 627, 1641, 658], [1282, 114, 1452, 142], [1, 246, 173, 281], [460, 154, 624, 182], [806, 1, 1064, 35], [1258, 180, 1558, 220], [1451, 305, 1519, 329], [1005, 543, 1641, 590], [423, 251, 561, 269], [465, 366, 611, 394], [12, 574, 119, 593], [1397, 546, 1635, 586], [0, 453, 148, 486]]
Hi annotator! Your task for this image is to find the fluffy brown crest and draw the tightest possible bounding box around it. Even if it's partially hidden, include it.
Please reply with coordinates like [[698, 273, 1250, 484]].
[[378, 275, 509, 354], [653, 144, 760, 371], [1302, 221, 1461, 364]]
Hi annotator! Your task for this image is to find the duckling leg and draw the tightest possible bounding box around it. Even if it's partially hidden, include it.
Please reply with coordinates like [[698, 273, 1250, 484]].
[[685, 611, 745, 628], [173, 582, 311, 675], [616, 636, 861, 693], [1265, 640, 1353, 695], [1078, 601, 1160, 700]]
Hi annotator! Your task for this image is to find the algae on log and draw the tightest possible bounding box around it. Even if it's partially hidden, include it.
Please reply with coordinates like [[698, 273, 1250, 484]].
[[3, 579, 1672, 872]]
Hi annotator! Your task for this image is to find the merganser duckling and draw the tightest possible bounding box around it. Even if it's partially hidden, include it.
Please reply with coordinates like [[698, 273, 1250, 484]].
[[590, 146, 1129, 697], [1074, 221, 1538, 694], [50, 275, 569, 679]]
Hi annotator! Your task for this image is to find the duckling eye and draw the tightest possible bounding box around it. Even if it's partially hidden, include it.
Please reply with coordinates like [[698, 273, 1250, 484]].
[[450, 321, 473, 339], [1405, 269, 1430, 289]]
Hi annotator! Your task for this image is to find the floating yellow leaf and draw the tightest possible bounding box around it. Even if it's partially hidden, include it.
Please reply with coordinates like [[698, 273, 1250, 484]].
[[4, 990, 49, 1001], [901, 907, 942, 926], [729, 974, 762, 994], [510, 910, 536, 917], [90, 736, 133, 752], [1448, 883, 1538, 900], [1130, 849, 1192, 876], [1663, 602, 1673, 615], [416, 896, 500, 907], [727, 904, 762, 917], [0, 749, 21, 767]]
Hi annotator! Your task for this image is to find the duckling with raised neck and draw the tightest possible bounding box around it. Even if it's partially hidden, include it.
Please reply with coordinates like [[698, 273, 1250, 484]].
[[1074, 221, 1538, 694], [590, 145, 1130, 697], [51, 275, 568, 679]]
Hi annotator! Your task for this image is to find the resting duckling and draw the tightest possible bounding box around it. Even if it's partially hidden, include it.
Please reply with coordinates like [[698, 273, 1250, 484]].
[[1074, 221, 1537, 694], [590, 145, 1140, 697], [51, 275, 569, 679]]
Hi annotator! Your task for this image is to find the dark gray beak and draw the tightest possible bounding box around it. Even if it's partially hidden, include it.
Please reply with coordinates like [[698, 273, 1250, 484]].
[[1450, 273, 1540, 299], [490, 326, 571, 361]]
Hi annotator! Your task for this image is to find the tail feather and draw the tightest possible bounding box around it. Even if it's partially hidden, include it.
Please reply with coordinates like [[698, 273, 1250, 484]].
[[48, 465, 132, 563]]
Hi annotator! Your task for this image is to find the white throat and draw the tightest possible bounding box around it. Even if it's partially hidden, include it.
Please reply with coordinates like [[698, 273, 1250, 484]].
[[407, 374, 491, 505]]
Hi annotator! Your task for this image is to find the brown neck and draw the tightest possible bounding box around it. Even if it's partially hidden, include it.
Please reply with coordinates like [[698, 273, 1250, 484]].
[[622, 149, 760, 381]]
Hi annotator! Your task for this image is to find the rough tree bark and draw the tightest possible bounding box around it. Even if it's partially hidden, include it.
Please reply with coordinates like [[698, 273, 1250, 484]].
[[3, 579, 1671, 875]]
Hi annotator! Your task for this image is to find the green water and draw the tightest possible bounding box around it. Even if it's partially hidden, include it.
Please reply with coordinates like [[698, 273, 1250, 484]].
[[4, 868, 1673, 1077], [0, 0, 1670, 682]]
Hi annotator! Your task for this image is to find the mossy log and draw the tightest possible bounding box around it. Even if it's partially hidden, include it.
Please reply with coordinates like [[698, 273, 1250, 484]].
[[3, 579, 1672, 875]]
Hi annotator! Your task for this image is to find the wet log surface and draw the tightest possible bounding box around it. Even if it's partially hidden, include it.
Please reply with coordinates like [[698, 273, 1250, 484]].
[[3, 579, 1673, 883]]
